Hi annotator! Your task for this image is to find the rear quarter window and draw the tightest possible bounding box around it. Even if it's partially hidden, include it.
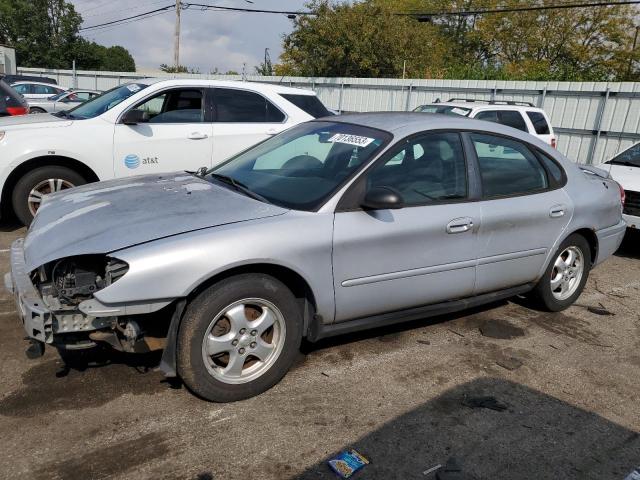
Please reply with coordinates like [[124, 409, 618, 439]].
[[280, 94, 331, 118], [527, 111, 551, 135]]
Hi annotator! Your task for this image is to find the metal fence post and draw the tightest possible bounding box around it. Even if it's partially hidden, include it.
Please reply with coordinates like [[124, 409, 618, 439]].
[[338, 83, 344, 113], [538, 87, 547, 108], [587, 88, 610, 165], [405, 83, 413, 111], [95, 73, 98, 90]]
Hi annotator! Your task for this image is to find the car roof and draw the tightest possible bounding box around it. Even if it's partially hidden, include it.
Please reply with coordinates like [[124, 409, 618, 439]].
[[11, 80, 66, 87], [420, 101, 545, 112], [136, 78, 317, 96], [326, 112, 555, 151]]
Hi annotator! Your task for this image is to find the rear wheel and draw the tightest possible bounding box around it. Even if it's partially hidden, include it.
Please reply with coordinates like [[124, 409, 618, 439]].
[[530, 234, 591, 311], [29, 107, 46, 114], [12, 166, 86, 225], [177, 274, 303, 402]]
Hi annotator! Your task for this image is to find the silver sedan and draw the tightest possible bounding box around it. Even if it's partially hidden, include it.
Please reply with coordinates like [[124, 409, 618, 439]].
[[5, 113, 627, 402], [28, 89, 101, 114]]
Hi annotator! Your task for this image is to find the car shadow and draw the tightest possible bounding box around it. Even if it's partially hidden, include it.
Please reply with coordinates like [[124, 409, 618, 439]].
[[0, 219, 24, 233], [616, 228, 640, 260], [291, 377, 639, 480]]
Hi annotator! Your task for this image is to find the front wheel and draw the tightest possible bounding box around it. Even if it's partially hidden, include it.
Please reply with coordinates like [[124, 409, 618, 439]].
[[177, 274, 303, 402], [12, 166, 86, 225], [530, 234, 591, 311]]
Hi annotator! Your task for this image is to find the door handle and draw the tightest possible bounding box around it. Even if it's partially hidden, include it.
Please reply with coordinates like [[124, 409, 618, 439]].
[[266, 128, 278, 135], [549, 205, 566, 218], [188, 132, 208, 140], [446, 217, 474, 234]]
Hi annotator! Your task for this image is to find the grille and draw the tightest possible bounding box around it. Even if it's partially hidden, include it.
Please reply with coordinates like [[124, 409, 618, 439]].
[[624, 190, 640, 217]]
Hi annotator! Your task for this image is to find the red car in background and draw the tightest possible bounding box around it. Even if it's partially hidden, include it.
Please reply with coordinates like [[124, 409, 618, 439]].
[[0, 79, 29, 116]]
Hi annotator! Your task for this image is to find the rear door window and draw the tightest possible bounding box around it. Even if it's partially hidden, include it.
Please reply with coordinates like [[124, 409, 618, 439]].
[[214, 88, 285, 123], [471, 133, 548, 197], [526, 111, 551, 135], [497, 111, 528, 132]]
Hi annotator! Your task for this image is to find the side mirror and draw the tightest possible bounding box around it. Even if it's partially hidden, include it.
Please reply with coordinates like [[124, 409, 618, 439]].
[[122, 109, 149, 125], [362, 186, 404, 210]]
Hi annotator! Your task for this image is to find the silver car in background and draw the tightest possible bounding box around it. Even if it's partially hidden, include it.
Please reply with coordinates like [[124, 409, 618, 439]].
[[28, 89, 102, 114], [5, 113, 626, 402]]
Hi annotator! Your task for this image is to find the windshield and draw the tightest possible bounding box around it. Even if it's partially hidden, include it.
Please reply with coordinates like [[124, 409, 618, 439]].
[[49, 92, 67, 101], [65, 83, 149, 119], [208, 121, 392, 211], [414, 105, 471, 117], [606, 143, 640, 168]]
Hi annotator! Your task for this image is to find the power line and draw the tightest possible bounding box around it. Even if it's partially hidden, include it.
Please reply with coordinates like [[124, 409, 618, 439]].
[[80, 0, 640, 32]]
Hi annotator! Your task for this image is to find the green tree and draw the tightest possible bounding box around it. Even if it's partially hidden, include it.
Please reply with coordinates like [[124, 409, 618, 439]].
[[280, 0, 453, 78], [160, 64, 200, 73], [0, 0, 136, 71], [281, 0, 640, 81]]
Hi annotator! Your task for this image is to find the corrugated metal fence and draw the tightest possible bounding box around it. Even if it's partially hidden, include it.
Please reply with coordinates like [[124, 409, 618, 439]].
[[17, 66, 640, 165]]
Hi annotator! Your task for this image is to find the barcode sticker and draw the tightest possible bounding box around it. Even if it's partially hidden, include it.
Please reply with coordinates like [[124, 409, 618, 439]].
[[328, 133, 375, 147]]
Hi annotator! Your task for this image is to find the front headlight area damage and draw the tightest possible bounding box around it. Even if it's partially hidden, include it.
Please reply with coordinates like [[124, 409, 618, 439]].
[[32, 255, 172, 354]]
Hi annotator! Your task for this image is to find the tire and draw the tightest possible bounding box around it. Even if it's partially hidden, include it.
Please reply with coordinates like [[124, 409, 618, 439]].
[[12, 166, 86, 225], [29, 107, 46, 114], [177, 274, 303, 402], [530, 234, 591, 312]]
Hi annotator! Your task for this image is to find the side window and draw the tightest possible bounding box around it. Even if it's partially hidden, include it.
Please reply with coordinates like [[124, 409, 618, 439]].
[[497, 111, 528, 132], [537, 152, 564, 184], [475, 110, 498, 123], [13, 84, 29, 94], [33, 84, 54, 95], [366, 132, 467, 206], [214, 88, 285, 123], [75, 92, 91, 101], [526, 111, 551, 135], [130, 89, 204, 123], [471, 133, 548, 197], [610, 143, 640, 167]]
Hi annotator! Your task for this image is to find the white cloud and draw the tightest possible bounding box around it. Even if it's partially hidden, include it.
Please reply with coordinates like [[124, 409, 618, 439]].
[[72, 0, 306, 72]]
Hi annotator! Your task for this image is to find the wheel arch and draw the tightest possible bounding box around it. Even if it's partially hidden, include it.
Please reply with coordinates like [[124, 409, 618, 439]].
[[568, 227, 598, 265], [185, 262, 319, 337], [1, 155, 100, 216]]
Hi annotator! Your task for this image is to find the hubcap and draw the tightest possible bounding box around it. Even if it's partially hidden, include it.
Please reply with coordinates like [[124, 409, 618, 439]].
[[201, 298, 286, 385], [550, 246, 584, 301], [28, 178, 75, 216]]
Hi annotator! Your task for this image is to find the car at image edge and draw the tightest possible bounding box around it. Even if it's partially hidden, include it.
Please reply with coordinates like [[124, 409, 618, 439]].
[[604, 142, 640, 230], [415, 99, 557, 148], [5, 113, 626, 402], [0, 78, 331, 225], [0, 79, 29, 116]]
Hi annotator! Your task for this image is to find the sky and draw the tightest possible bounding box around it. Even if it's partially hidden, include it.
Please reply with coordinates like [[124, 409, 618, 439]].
[[71, 0, 310, 73]]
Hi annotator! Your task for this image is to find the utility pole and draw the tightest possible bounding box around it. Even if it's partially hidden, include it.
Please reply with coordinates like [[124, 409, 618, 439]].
[[174, 0, 181, 70]]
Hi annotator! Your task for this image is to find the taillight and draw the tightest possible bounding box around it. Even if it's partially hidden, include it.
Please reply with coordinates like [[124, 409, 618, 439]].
[[617, 181, 625, 207], [551, 138, 557, 149], [6, 106, 28, 116]]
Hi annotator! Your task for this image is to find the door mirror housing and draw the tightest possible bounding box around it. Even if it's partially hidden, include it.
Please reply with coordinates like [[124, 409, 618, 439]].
[[122, 109, 149, 125], [362, 186, 404, 210]]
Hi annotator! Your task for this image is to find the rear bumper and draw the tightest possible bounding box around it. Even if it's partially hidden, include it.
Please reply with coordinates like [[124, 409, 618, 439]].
[[622, 213, 639, 230], [5, 238, 53, 343], [594, 220, 627, 266]]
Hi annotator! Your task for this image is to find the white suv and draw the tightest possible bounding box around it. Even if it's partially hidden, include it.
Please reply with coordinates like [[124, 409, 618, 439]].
[[0, 78, 331, 225], [604, 142, 640, 230], [415, 99, 556, 148]]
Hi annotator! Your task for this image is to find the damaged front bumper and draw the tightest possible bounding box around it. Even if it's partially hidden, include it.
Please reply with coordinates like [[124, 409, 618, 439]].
[[5, 238, 54, 344], [5, 238, 111, 345]]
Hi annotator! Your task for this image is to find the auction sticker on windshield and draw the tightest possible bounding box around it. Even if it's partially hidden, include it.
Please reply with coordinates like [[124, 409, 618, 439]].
[[329, 133, 375, 147]]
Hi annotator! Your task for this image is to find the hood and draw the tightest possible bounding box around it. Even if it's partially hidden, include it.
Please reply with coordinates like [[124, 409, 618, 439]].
[[0, 113, 71, 129], [24, 173, 288, 270], [608, 164, 640, 192]]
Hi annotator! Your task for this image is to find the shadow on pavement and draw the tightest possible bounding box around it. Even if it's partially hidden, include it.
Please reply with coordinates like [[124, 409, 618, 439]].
[[292, 378, 639, 480], [616, 228, 640, 260]]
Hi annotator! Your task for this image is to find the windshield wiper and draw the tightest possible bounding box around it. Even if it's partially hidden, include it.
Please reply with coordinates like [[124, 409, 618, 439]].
[[608, 160, 639, 168], [209, 173, 269, 203], [53, 110, 76, 119]]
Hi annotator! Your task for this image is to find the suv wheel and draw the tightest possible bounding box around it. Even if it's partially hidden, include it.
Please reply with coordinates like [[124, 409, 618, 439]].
[[12, 166, 86, 225], [177, 274, 303, 402], [530, 234, 591, 311]]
